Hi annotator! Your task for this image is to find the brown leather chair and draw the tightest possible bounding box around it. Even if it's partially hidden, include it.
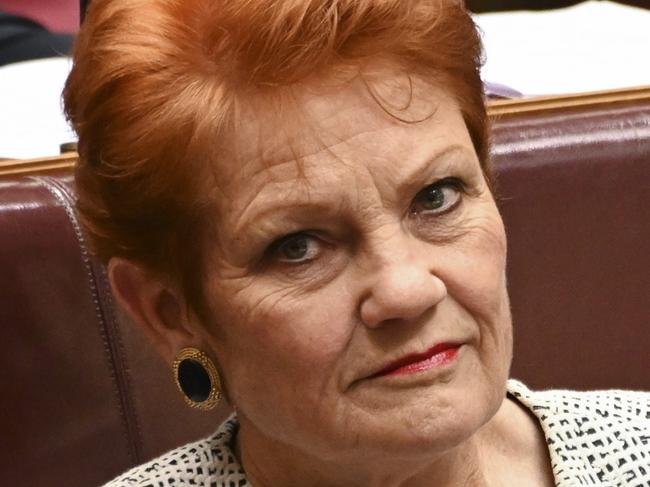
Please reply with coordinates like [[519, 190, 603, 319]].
[[465, 1, 650, 12], [1, 88, 649, 486], [491, 90, 650, 391]]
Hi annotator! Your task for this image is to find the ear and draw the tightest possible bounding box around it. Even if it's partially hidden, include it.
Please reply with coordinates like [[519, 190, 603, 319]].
[[107, 257, 198, 364]]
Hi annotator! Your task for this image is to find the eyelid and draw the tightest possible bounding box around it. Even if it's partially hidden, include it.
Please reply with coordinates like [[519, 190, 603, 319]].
[[268, 230, 314, 252], [432, 176, 466, 191], [417, 176, 467, 197]]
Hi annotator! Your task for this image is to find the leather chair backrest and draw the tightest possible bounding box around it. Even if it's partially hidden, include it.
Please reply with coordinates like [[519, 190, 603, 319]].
[[1, 92, 648, 486], [493, 96, 650, 391]]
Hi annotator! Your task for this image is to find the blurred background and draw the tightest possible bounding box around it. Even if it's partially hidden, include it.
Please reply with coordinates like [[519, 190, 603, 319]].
[[0, 0, 77, 66], [1, 0, 78, 33], [1, 0, 649, 159]]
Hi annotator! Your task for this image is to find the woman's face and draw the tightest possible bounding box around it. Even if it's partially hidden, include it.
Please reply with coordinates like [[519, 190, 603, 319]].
[[199, 74, 512, 464]]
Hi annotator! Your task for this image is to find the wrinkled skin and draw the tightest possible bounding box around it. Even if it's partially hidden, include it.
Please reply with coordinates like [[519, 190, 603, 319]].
[[200, 74, 516, 486]]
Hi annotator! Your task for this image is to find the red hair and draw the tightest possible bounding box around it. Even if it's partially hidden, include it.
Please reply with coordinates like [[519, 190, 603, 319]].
[[64, 0, 488, 307]]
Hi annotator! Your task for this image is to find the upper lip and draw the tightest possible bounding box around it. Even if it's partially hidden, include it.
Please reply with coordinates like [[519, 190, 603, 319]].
[[369, 342, 462, 379]]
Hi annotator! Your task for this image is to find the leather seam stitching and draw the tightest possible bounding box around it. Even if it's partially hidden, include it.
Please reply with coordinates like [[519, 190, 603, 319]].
[[31, 176, 143, 463]]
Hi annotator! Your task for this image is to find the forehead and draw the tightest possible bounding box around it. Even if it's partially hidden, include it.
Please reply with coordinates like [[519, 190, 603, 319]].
[[213, 72, 475, 209]]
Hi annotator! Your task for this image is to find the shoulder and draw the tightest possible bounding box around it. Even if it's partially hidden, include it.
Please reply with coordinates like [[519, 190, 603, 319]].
[[508, 379, 650, 425], [508, 379, 650, 486], [102, 415, 248, 487]]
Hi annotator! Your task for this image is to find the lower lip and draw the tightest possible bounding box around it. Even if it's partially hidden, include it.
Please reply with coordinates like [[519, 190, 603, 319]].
[[382, 347, 460, 377]]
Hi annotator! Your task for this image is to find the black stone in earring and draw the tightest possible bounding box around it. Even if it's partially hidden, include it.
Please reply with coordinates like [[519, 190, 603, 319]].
[[173, 348, 222, 410]]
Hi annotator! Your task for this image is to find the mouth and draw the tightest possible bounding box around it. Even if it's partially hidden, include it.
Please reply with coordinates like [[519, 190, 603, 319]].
[[370, 343, 461, 379]]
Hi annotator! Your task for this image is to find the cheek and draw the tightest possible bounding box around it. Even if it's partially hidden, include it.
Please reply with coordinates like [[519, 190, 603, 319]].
[[209, 282, 360, 447], [438, 211, 511, 363], [208, 277, 355, 405]]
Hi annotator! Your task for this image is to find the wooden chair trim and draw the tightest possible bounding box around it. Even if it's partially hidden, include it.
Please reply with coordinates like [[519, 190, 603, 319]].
[[0, 153, 78, 178], [487, 85, 650, 117]]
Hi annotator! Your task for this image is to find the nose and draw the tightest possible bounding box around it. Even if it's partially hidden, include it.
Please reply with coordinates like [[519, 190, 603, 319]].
[[359, 241, 447, 329]]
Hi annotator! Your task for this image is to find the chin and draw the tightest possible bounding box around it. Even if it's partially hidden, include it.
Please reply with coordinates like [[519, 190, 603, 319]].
[[341, 373, 507, 460]]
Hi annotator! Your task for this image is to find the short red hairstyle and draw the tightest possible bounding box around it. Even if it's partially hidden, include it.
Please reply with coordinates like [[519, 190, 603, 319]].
[[64, 0, 488, 308]]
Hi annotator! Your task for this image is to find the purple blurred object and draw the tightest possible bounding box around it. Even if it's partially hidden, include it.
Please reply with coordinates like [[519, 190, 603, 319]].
[[484, 81, 523, 99]]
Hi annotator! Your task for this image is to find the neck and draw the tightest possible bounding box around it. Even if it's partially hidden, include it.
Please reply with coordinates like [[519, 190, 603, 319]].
[[238, 420, 485, 487], [234, 396, 553, 487]]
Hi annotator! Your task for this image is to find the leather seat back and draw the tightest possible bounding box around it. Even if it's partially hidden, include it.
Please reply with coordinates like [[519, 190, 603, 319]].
[[493, 97, 650, 391]]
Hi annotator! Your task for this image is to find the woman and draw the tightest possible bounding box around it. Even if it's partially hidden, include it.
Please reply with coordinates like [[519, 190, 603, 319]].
[[64, 1, 649, 486]]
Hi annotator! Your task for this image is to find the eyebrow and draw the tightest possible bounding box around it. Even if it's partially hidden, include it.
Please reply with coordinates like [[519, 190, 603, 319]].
[[393, 144, 473, 195], [232, 199, 340, 242]]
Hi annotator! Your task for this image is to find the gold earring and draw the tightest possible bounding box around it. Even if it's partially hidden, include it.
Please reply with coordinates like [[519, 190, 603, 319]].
[[172, 348, 222, 410]]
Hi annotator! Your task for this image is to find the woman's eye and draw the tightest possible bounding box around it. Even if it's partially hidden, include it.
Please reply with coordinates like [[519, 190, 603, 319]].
[[271, 233, 321, 263], [412, 180, 462, 215]]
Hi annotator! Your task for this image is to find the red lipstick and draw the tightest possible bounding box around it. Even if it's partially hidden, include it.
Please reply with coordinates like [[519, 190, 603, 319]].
[[374, 343, 460, 378]]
